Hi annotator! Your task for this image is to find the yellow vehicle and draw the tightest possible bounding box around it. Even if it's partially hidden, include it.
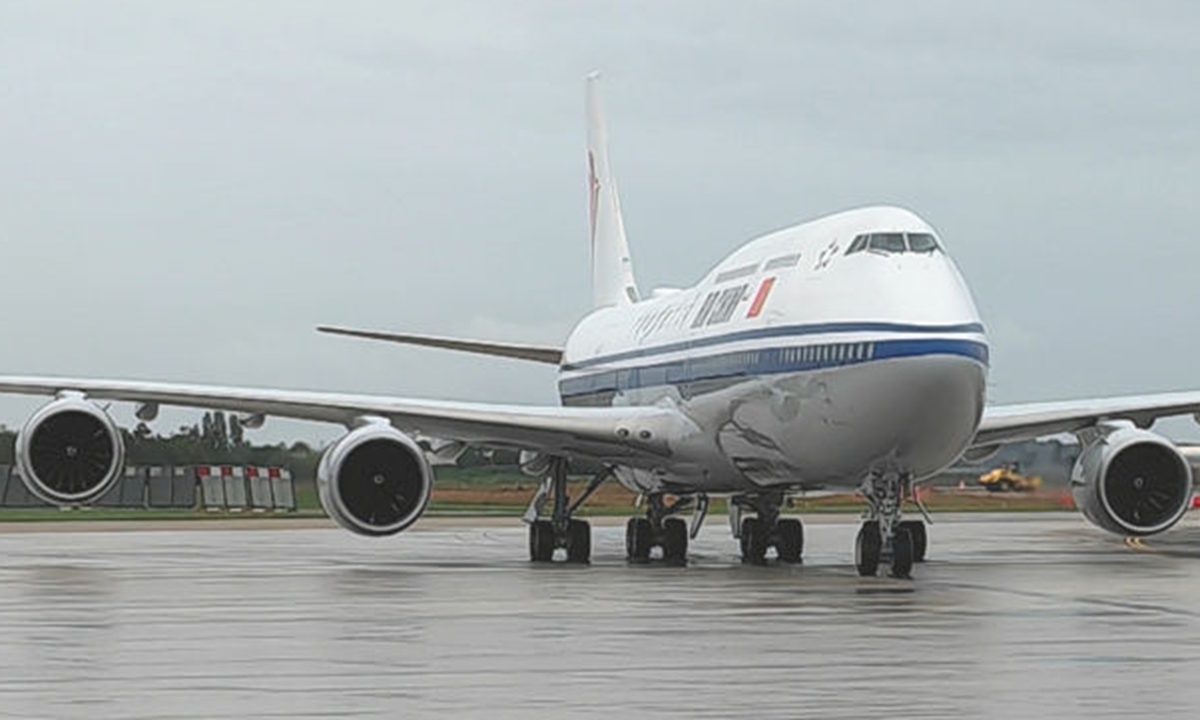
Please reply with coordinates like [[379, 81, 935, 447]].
[[978, 462, 1043, 493]]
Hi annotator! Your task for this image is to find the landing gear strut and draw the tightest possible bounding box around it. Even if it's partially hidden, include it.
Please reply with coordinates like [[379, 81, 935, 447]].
[[525, 457, 600, 564], [730, 493, 804, 565], [856, 472, 927, 578], [625, 493, 691, 564]]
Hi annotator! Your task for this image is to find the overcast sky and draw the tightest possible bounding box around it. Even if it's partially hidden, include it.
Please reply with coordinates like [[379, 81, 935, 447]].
[[1, 1, 1198, 445]]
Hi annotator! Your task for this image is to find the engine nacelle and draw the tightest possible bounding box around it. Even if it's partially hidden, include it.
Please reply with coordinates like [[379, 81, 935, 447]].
[[317, 422, 433, 537], [15, 395, 125, 505], [1071, 428, 1192, 536]]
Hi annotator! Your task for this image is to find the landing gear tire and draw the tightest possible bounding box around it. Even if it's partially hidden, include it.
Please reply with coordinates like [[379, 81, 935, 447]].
[[529, 520, 556, 563], [776, 518, 804, 564], [855, 520, 881, 577], [900, 520, 927, 562], [565, 519, 591, 564], [525, 457, 607, 565], [890, 527, 914, 579], [626, 517, 653, 562], [662, 517, 688, 565], [741, 517, 769, 565]]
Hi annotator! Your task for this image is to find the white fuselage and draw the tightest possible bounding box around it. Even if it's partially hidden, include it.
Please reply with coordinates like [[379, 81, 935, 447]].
[[557, 206, 988, 495]]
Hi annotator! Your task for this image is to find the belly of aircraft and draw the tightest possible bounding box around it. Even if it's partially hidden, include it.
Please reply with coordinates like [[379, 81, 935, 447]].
[[728, 355, 985, 487], [610, 354, 986, 495]]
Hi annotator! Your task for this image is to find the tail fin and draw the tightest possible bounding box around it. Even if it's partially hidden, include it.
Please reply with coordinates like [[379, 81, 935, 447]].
[[586, 73, 640, 308]]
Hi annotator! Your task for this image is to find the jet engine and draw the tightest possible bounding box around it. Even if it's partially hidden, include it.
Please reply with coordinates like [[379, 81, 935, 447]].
[[317, 422, 434, 536], [15, 395, 125, 505], [1071, 428, 1192, 536]]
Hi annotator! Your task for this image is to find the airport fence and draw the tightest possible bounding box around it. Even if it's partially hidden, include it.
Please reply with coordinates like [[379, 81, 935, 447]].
[[0, 464, 296, 512]]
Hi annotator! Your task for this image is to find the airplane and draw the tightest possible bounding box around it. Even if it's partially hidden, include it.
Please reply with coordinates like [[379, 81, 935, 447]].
[[0, 73, 1195, 579]]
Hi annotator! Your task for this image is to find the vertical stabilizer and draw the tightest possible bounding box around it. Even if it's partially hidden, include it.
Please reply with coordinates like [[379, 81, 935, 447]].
[[586, 73, 640, 308]]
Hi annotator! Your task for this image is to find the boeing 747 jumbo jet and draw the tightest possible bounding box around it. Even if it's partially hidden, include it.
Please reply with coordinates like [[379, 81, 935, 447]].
[[0, 75, 1196, 578]]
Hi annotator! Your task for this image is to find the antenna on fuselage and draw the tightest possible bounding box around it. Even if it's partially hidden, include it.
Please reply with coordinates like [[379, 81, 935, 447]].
[[585, 72, 640, 308]]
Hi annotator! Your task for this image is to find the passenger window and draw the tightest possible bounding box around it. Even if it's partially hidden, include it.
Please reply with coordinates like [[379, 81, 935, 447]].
[[845, 235, 869, 255], [868, 233, 906, 254], [907, 233, 939, 253]]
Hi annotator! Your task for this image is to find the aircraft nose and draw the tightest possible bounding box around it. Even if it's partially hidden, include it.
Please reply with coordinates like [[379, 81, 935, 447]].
[[866, 254, 982, 326]]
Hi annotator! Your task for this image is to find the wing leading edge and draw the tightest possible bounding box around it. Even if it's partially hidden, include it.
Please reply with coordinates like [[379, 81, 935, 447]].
[[6, 377, 1199, 469], [0, 375, 688, 464], [976, 390, 1200, 447]]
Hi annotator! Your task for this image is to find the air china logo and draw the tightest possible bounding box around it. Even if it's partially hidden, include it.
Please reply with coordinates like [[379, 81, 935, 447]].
[[588, 151, 600, 250], [746, 277, 776, 318], [814, 240, 840, 270]]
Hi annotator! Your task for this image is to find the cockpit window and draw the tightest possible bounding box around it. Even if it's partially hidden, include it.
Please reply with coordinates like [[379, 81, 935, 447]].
[[907, 233, 939, 253], [868, 233, 906, 253], [845, 235, 869, 255], [845, 231, 942, 256]]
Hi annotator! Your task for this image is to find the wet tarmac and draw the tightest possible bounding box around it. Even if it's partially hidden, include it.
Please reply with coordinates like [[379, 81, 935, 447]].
[[2, 512, 1200, 718]]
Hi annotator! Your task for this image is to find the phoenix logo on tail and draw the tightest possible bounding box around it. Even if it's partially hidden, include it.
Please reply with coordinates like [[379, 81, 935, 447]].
[[588, 150, 600, 256]]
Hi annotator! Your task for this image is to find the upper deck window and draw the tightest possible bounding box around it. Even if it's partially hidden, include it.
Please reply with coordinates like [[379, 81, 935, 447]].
[[714, 264, 758, 284], [868, 233, 907, 254], [764, 253, 801, 270]]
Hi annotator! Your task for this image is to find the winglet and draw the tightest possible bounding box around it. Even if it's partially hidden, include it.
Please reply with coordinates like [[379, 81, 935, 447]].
[[586, 73, 640, 308]]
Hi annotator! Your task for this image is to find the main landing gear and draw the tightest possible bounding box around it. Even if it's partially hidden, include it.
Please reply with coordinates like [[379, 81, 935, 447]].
[[625, 493, 699, 564], [730, 493, 804, 565], [855, 472, 928, 579], [525, 457, 606, 564]]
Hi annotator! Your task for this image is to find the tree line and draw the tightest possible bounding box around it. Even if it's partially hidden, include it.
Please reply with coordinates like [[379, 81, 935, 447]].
[[0, 412, 599, 483], [0, 411, 321, 479]]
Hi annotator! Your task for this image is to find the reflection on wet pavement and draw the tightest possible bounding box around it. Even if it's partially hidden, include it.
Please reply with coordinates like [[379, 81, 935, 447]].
[[1, 513, 1199, 718]]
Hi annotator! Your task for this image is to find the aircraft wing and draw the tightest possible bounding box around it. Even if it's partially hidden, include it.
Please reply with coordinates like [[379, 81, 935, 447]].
[[0, 375, 685, 463], [974, 391, 1200, 447]]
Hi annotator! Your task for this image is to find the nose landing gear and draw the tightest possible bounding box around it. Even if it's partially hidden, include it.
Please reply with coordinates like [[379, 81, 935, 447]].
[[856, 472, 928, 578]]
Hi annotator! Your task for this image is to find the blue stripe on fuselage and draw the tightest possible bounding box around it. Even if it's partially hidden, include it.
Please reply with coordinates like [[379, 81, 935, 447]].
[[556, 336, 988, 400], [559, 321, 986, 372]]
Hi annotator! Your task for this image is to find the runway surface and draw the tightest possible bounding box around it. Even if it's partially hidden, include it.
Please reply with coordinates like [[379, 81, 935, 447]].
[[2, 512, 1200, 719]]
